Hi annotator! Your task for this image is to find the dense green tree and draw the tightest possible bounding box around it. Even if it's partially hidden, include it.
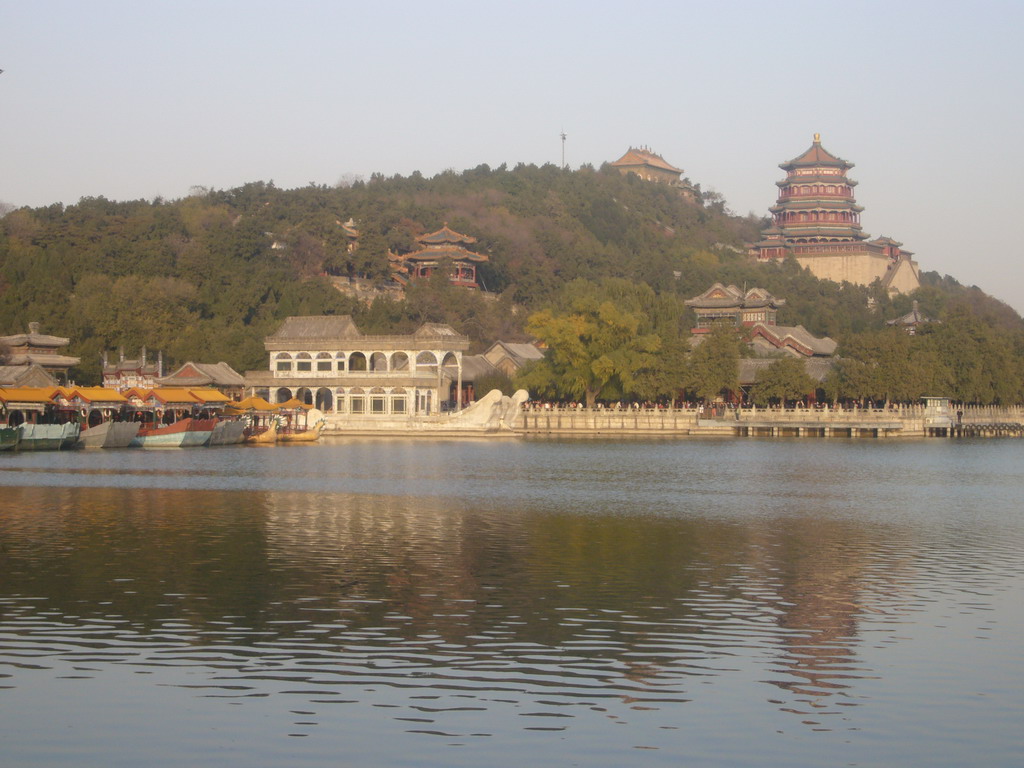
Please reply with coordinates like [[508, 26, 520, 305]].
[[748, 356, 817, 406], [688, 324, 742, 402], [0, 162, 1020, 399], [631, 335, 691, 403], [928, 305, 1024, 404], [516, 279, 662, 406], [830, 330, 922, 404]]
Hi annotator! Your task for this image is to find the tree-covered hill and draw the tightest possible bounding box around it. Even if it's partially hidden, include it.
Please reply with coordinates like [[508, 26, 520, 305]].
[[1, 162, 1020, 398]]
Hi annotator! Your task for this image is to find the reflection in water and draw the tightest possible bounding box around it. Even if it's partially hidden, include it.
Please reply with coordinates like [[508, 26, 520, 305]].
[[1, 439, 1023, 766]]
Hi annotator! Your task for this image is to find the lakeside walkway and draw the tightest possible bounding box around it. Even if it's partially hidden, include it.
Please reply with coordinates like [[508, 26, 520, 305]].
[[516, 403, 1024, 438]]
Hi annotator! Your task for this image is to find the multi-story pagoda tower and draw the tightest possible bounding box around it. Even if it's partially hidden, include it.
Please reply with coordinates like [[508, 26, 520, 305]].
[[766, 134, 864, 246], [750, 134, 920, 294]]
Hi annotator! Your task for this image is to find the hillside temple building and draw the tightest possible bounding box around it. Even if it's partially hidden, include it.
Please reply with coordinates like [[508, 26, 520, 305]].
[[610, 147, 696, 199], [749, 135, 920, 294], [391, 225, 489, 290], [686, 283, 837, 358]]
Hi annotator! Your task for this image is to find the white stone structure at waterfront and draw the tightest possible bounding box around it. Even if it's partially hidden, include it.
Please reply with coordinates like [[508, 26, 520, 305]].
[[243, 315, 528, 434]]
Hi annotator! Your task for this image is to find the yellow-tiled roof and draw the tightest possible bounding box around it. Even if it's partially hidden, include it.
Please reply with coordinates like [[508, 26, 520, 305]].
[[188, 388, 232, 403], [65, 387, 129, 403], [144, 388, 203, 405], [0, 386, 60, 403]]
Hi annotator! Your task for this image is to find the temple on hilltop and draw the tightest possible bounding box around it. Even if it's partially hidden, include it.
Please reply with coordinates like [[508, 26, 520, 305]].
[[748, 134, 921, 294], [610, 147, 696, 199], [391, 224, 489, 289], [686, 283, 837, 358]]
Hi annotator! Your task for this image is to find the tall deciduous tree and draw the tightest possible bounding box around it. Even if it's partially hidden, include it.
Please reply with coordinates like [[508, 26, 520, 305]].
[[749, 356, 817, 406], [632, 335, 691, 403], [517, 279, 661, 406], [688, 323, 742, 402]]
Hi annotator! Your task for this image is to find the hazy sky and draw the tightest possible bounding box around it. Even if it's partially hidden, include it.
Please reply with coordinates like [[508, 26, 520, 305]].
[[2, 1, 1022, 311]]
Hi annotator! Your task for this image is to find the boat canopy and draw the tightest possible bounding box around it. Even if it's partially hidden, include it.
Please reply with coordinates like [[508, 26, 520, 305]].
[[61, 387, 129, 404], [227, 395, 278, 412], [277, 397, 314, 411]]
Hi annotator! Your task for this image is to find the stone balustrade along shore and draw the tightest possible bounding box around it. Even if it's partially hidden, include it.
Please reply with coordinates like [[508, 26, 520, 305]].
[[515, 403, 1024, 438]]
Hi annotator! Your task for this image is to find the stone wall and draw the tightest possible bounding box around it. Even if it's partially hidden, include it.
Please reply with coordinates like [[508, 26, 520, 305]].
[[796, 252, 891, 287]]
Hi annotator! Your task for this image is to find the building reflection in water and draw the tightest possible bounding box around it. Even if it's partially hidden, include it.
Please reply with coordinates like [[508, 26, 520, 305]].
[[0, 482, 936, 734], [257, 489, 904, 719]]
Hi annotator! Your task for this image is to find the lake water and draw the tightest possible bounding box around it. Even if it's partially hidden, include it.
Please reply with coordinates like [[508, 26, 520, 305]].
[[1, 437, 1022, 767]]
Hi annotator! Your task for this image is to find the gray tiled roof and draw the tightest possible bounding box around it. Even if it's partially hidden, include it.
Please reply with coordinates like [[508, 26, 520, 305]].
[[413, 323, 464, 339], [7, 353, 81, 367], [0, 364, 59, 387], [268, 316, 363, 341], [103, 360, 160, 374], [766, 324, 838, 356], [0, 331, 70, 348], [157, 361, 245, 387], [492, 341, 545, 362], [458, 355, 501, 380], [686, 282, 785, 310]]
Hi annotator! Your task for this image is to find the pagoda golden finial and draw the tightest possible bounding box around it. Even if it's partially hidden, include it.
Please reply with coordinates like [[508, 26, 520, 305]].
[[814, 133, 821, 143]]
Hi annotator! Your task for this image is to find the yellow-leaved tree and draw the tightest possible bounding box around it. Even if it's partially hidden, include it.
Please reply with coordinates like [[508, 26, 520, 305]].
[[516, 279, 662, 407]]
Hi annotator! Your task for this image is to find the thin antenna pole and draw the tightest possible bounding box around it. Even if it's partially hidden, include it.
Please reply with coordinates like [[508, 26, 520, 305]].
[[560, 129, 567, 169]]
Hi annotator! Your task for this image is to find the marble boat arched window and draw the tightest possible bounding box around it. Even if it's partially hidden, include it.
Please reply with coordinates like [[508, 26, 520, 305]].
[[348, 352, 367, 372], [315, 387, 333, 411], [391, 352, 410, 371]]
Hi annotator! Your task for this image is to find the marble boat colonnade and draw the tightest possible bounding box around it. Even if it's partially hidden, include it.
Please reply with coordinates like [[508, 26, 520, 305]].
[[243, 316, 469, 418]]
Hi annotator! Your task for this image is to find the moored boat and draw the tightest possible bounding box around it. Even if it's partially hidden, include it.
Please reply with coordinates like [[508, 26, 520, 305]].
[[0, 426, 20, 451], [130, 417, 217, 448], [60, 387, 136, 448], [244, 417, 279, 444], [76, 420, 141, 449], [276, 405, 325, 443], [209, 419, 247, 446], [17, 422, 81, 451], [277, 419, 325, 443], [228, 396, 280, 444]]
